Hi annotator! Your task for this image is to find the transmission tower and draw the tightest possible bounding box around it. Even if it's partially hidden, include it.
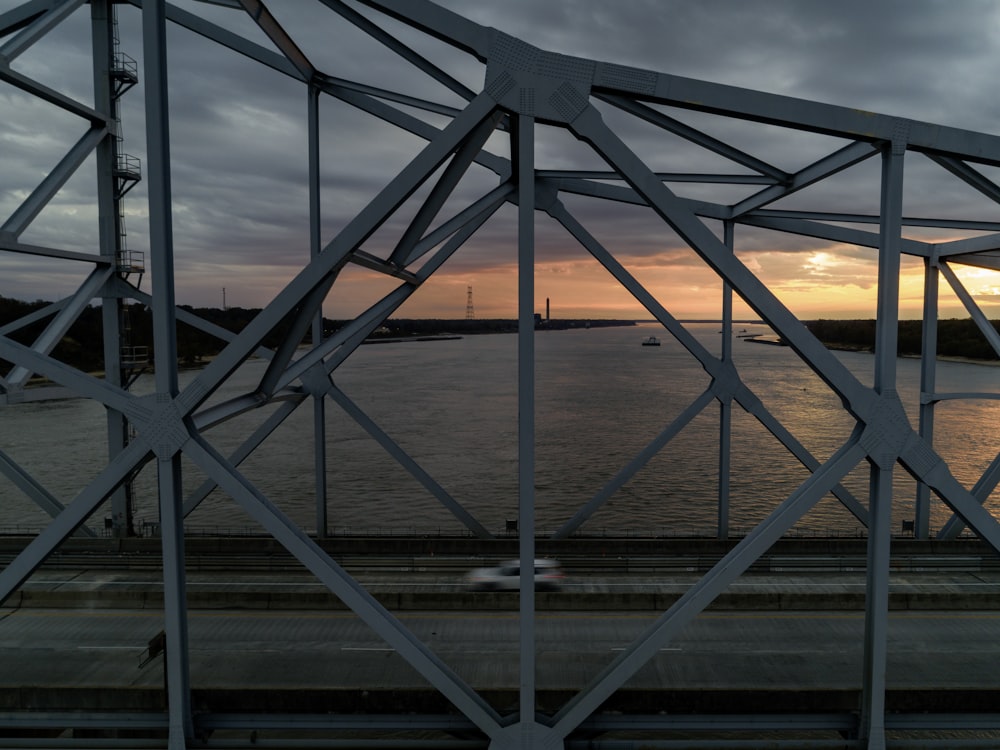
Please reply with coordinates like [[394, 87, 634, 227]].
[[465, 285, 475, 319]]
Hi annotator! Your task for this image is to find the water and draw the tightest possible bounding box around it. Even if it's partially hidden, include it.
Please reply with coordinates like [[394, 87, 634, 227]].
[[2, 323, 999, 537]]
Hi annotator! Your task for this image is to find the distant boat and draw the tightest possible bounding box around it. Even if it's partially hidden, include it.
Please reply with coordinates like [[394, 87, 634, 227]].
[[641, 336, 661, 346]]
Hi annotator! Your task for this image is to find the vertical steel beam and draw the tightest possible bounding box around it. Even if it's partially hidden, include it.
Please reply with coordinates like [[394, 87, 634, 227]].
[[308, 83, 329, 538], [142, 0, 192, 744], [860, 137, 906, 750], [92, 0, 130, 536], [915, 254, 940, 539], [718, 221, 735, 540], [514, 111, 537, 725]]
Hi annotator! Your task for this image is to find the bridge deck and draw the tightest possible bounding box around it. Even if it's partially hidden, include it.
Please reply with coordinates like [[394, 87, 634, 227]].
[[4, 538, 1000, 745]]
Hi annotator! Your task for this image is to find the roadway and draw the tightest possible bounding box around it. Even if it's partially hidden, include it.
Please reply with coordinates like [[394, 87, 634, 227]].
[[4, 564, 1000, 717]]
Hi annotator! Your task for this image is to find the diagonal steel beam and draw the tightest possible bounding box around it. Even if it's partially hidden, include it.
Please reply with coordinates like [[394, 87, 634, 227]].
[[174, 92, 500, 420], [552, 431, 869, 738], [597, 92, 790, 182], [123, 0, 301, 80], [184, 397, 304, 517], [319, 0, 475, 102], [258, 275, 337, 397], [0, 333, 141, 413], [546, 197, 869, 529], [0, 64, 105, 123], [357, 0, 491, 61], [5, 267, 113, 387], [738, 213, 932, 256], [0, 234, 111, 263], [236, 0, 315, 81], [0, 448, 96, 536], [0, 0, 84, 63], [926, 153, 1000, 205], [0, 291, 67, 337], [555, 388, 717, 538], [2, 126, 107, 237], [278, 182, 511, 389], [122, 283, 275, 362], [938, 261, 1000, 359], [0, 438, 148, 605], [388, 110, 504, 266], [327, 385, 492, 538], [182, 434, 506, 739], [0, 0, 58, 38], [321, 81, 510, 179], [568, 103, 876, 419], [731, 140, 879, 217]]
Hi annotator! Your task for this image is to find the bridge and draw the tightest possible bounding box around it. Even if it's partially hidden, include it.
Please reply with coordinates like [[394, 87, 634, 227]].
[[3, 2, 1000, 749]]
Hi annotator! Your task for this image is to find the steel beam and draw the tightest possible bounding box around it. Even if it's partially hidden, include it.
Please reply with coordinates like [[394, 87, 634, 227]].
[[320, 0, 476, 102], [0, 0, 58, 38], [718, 221, 735, 539], [552, 433, 869, 738], [308, 83, 328, 538], [1, 126, 107, 238], [0, 0, 84, 63], [182, 435, 505, 739], [7, 2, 1000, 745], [514, 111, 537, 729], [544, 199, 869, 532], [142, 1, 192, 744], [327, 385, 492, 538], [5, 267, 112, 387], [915, 256, 941, 539], [859, 140, 906, 750]]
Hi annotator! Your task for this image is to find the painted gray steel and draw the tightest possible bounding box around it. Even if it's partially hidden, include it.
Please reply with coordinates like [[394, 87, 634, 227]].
[[3, 0, 1000, 747]]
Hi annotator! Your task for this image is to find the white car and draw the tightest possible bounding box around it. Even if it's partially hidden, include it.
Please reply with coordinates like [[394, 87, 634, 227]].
[[464, 559, 564, 591]]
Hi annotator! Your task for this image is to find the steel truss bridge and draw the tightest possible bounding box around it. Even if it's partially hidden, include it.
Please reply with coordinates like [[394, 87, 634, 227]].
[[2, 1, 1000, 748]]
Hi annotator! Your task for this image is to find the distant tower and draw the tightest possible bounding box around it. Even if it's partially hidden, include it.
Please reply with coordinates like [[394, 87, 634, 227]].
[[546, 297, 550, 321], [466, 285, 475, 319]]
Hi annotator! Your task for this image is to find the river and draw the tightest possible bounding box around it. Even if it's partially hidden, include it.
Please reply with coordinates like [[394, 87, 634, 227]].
[[2, 323, 998, 537]]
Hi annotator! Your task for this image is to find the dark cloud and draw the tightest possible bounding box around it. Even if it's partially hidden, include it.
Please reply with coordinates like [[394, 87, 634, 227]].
[[3, 0, 1000, 315]]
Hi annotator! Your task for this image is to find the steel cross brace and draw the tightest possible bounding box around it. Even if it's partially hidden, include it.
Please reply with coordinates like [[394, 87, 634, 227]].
[[183, 435, 507, 740], [566, 102, 1000, 554], [544, 198, 868, 536]]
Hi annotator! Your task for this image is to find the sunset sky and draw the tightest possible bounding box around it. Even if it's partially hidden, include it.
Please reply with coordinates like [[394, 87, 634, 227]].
[[4, 0, 1000, 321]]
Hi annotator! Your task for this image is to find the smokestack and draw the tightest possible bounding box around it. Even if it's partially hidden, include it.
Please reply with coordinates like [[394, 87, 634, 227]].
[[546, 297, 550, 321]]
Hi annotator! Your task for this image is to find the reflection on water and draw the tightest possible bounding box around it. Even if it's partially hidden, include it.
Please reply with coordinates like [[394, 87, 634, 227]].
[[2, 323, 998, 536]]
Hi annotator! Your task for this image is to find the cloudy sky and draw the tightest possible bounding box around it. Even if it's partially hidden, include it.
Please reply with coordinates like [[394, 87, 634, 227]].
[[4, 0, 1000, 320]]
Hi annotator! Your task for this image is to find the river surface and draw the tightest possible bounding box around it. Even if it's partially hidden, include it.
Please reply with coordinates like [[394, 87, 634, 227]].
[[2, 323, 999, 537]]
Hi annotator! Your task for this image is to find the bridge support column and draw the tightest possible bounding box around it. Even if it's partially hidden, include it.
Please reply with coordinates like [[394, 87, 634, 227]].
[[860, 134, 907, 750], [142, 0, 192, 745], [515, 108, 538, 728]]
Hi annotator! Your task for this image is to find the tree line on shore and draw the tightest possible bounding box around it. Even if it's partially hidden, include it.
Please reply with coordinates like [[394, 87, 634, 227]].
[[0, 296, 633, 373], [1, 295, 996, 375], [804, 318, 1000, 361]]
